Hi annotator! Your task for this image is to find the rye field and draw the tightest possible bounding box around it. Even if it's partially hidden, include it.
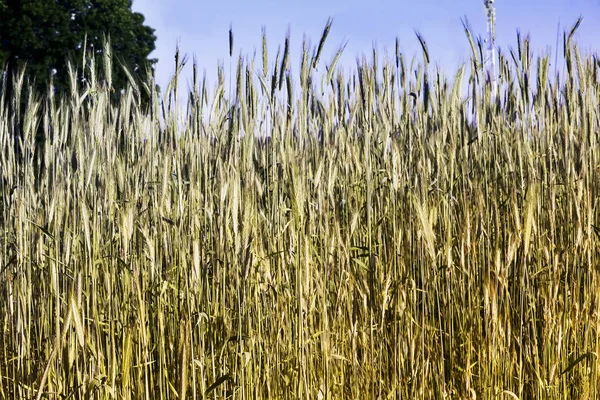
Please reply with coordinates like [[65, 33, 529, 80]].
[[1, 20, 600, 399]]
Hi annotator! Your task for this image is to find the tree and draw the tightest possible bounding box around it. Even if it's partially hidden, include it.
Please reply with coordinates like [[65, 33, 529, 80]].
[[0, 0, 157, 104]]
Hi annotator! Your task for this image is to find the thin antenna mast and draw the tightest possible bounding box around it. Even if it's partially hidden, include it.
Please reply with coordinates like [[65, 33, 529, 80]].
[[484, 0, 497, 99]]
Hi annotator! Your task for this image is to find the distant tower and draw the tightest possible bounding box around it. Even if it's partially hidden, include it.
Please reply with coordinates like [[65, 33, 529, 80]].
[[484, 0, 497, 99]]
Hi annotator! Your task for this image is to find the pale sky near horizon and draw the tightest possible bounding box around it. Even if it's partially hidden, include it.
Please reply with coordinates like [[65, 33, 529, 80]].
[[131, 0, 600, 99]]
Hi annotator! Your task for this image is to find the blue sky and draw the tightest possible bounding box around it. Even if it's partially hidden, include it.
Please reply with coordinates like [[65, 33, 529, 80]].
[[131, 0, 600, 97]]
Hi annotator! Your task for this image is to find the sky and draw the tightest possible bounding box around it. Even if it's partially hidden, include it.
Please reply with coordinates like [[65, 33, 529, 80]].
[[131, 0, 600, 100]]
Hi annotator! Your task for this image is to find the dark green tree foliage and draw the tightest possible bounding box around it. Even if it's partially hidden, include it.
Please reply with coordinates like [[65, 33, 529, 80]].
[[0, 0, 157, 104]]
